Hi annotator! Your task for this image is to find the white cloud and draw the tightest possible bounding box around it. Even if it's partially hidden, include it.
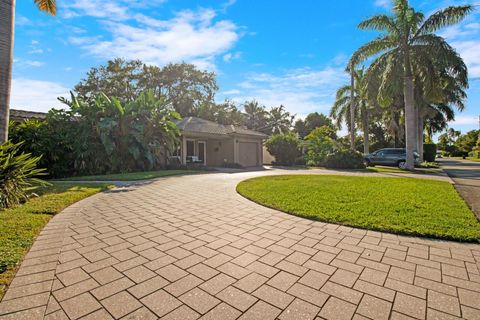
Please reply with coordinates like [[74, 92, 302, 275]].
[[14, 59, 45, 68], [451, 40, 480, 78], [451, 115, 480, 126], [438, 10, 480, 78], [28, 40, 44, 54], [222, 66, 347, 117], [62, 0, 138, 20], [11, 79, 70, 112], [221, 0, 237, 12], [15, 16, 31, 26], [223, 52, 241, 63], [61, 0, 167, 20], [374, 0, 391, 9], [69, 8, 241, 70]]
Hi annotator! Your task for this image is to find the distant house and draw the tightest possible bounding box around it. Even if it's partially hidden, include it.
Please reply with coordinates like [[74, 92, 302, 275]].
[[9, 109, 47, 122], [175, 117, 268, 167]]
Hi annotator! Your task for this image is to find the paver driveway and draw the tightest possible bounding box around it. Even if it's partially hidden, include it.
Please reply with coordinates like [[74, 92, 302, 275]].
[[1, 170, 479, 320]]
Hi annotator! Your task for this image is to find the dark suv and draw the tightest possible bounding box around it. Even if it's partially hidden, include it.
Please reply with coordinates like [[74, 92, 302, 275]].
[[364, 148, 420, 169]]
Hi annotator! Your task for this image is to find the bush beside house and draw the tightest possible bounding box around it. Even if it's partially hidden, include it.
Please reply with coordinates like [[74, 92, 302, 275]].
[[265, 133, 301, 166], [9, 91, 180, 178], [305, 126, 336, 166]]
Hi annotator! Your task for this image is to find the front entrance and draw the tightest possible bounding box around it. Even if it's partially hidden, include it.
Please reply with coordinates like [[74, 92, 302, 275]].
[[198, 141, 206, 164], [185, 139, 206, 165]]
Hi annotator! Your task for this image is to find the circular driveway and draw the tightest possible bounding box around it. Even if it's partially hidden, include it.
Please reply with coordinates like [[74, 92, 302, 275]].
[[0, 169, 479, 320]]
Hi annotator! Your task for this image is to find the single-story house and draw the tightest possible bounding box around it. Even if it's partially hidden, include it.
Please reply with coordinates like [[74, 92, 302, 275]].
[[175, 117, 268, 167]]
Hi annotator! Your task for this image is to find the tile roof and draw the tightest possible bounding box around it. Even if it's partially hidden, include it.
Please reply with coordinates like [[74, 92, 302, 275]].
[[176, 117, 268, 138], [10, 109, 47, 121]]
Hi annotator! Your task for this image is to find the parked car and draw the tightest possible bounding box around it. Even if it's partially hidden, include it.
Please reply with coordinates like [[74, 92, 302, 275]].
[[436, 151, 443, 158], [364, 148, 420, 169]]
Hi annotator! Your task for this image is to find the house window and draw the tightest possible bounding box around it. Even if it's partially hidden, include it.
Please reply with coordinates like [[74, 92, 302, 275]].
[[186, 140, 195, 159]]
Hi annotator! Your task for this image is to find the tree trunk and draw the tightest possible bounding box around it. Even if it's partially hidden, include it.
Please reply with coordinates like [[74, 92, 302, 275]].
[[417, 116, 424, 163], [0, 0, 15, 143], [350, 69, 355, 151], [362, 106, 369, 154], [414, 104, 419, 153], [403, 54, 415, 170]]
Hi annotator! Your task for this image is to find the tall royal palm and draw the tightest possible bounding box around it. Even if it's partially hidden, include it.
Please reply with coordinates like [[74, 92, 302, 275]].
[[351, 0, 472, 169], [0, 0, 56, 143]]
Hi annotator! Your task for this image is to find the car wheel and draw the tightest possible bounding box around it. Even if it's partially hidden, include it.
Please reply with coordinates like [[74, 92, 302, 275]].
[[397, 161, 407, 169]]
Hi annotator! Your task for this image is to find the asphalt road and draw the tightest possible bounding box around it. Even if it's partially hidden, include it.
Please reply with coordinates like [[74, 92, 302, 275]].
[[439, 158, 480, 219]]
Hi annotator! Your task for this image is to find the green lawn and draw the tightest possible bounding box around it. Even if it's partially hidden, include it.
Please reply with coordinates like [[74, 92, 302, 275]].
[[237, 175, 480, 242], [0, 182, 111, 299], [56, 169, 204, 181]]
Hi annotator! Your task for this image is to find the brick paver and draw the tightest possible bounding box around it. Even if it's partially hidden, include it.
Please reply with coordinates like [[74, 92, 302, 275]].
[[1, 169, 479, 319]]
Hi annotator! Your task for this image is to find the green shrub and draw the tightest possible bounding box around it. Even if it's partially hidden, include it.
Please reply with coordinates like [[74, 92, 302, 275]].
[[305, 126, 336, 166], [0, 142, 48, 209], [324, 149, 366, 169], [265, 133, 301, 166], [9, 91, 180, 178], [423, 143, 437, 162]]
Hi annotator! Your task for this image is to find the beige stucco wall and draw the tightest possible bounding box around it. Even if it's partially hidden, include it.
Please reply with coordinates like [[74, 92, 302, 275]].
[[263, 146, 275, 164], [181, 134, 264, 167]]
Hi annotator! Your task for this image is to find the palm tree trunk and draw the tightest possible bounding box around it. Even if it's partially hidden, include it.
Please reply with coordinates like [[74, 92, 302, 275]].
[[414, 104, 419, 153], [403, 54, 416, 170], [349, 68, 355, 150], [417, 115, 424, 162], [0, 0, 15, 143], [362, 106, 369, 154]]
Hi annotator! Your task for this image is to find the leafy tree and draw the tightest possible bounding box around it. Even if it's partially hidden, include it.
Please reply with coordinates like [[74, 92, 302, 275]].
[[351, 0, 472, 169], [1, 0, 56, 143], [75, 60, 218, 117], [244, 100, 269, 133], [266, 105, 295, 135], [197, 100, 244, 126], [10, 91, 180, 177], [305, 126, 337, 166], [265, 133, 301, 166], [437, 128, 461, 155], [455, 130, 479, 154], [75, 59, 144, 102], [295, 112, 333, 138]]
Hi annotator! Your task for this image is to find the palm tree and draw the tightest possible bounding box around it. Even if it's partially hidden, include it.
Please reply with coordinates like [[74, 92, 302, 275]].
[[244, 100, 268, 132], [351, 0, 472, 169], [331, 68, 372, 154], [266, 105, 294, 135], [0, 0, 56, 143]]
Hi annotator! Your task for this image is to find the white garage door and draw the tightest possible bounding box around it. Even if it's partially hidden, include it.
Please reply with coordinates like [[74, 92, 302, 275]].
[[239, 142, 259, 167]]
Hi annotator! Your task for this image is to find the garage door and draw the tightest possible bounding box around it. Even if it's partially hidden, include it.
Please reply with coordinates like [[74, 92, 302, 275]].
[[239, 142, 259, 167]]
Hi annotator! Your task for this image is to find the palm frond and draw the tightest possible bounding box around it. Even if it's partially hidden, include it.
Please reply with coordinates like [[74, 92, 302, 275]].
[[335, 85, 351, 100], [34, 0, 57, 15], [415, 5, 473, 36], [358, 14, 399, 34], [350, 36, 396, 66]]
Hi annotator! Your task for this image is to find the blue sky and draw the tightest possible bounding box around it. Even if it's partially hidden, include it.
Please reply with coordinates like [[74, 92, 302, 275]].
[[12, 0, 480, 135]]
